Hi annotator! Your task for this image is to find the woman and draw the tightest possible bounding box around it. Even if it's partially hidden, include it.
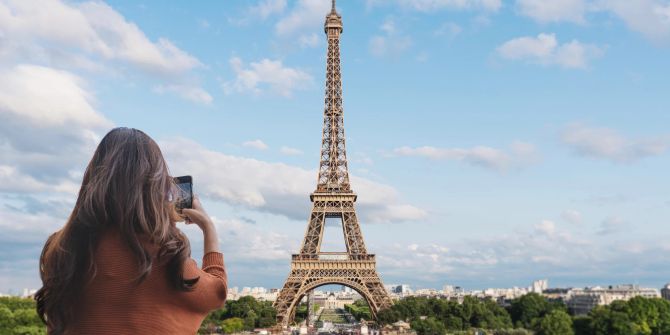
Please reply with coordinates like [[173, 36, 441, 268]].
[[35, 127, 227, 334]]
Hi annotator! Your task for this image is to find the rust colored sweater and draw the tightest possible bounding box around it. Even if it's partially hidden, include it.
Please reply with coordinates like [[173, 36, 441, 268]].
[[63, 228, 227, 334]]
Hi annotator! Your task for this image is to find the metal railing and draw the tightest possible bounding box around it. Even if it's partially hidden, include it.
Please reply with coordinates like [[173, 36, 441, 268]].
[[292, 253, 375, 261]]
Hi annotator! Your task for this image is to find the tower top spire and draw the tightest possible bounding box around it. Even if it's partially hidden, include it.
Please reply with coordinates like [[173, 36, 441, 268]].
[[324, 0, 342, 33], [317, 0, 347, 192]]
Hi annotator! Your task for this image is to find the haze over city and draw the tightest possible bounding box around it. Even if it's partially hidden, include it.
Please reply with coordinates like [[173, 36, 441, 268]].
[[2, 0, 670, 296]]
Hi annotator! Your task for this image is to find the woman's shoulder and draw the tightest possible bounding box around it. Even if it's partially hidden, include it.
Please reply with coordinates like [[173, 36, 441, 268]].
[[95, 227, 161, 263]]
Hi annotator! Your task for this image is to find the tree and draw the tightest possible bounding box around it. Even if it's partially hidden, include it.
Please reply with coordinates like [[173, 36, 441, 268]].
[[537, 309, 573, 335], [199, 296, 277, 333], [587, 297, 670, 335], [0, 297, 46, 335], [572, 316, 591, 335], [411, 317, 446, 335], [510, 293, 562, 329], [221, 317, 244, 334], [243, 310, 257, 330], [0, 305, 15, 333]]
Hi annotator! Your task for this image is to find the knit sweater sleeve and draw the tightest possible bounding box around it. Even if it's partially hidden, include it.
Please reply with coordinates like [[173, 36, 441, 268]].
[[202, 252, 227, 284], [183, 252, 228, 310]]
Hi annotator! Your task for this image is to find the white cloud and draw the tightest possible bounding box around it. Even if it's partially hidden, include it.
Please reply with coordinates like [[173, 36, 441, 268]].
[[223, 57, 313, 97], [249, 0, 287, 19], [598, 216, 626, 235], [434, 22, 463, 37], [298, 33, 320, 48], [369, 18, 413, 57], [497, 33, 604, 69], [0, 64, 111, 193], [513, 0, 670, 44], [605, 0, 670, 44], [561, 123, 670, 162], [369, 36, 412, 57], [393, 141, 538, 171], [209, 217, 292, 261], [280, 146, 303, 155], [229, 0, 287, 26], [0, 0, 208, 104], [376, 218, 622, 283], [367, 0, 502, 12], [535, 220, 557, 236], [162, 138, 426, 223], [243, 139, 269, 150], [275, 0, 330, 36], [561, 209, 582, 224], [516, 0, 587, 23], [153, 85, 213, 105], [0, 0, 201, 75]]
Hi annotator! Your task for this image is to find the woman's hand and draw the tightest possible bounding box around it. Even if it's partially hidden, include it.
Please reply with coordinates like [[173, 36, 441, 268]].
[[182, 196, 215, 233], [182, 195, 220, 253]]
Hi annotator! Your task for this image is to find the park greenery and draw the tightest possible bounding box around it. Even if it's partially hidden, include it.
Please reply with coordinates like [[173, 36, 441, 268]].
[[376, 293, 670, 335], [0, 297, 46, 335], [199, 296, 277, 334], [2, 291, 667, 334], [345, 299, 372, 321]]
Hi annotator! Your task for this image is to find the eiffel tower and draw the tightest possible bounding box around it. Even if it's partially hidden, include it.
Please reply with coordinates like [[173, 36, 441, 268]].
[[273, 0, 393, 328]]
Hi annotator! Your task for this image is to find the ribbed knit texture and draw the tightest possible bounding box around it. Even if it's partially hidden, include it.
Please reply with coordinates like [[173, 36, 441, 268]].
[[63, 228, 227, 334]]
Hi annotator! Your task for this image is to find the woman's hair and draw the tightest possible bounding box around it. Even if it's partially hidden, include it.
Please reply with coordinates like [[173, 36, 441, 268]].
[[35, 127, 196, 334]]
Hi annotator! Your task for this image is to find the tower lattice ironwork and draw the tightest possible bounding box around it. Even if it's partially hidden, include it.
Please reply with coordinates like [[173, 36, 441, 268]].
[[273, 0, 393, 327]]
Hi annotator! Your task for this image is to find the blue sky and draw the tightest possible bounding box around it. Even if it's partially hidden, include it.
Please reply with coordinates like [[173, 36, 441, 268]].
[[1, 0, 670, 294]]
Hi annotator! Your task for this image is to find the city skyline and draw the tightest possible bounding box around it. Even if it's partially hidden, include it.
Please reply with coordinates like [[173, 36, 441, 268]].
[[2, 0, 670, 293]]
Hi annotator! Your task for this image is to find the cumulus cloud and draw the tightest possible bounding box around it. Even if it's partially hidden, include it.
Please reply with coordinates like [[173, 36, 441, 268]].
[[298, 33, 320, 48], [598, 216, 627, 235], [210, 217, 293, 261], [153, 85, 213, 105], [231, 0, 288, 26], [0, 64, 111, 193], [514, 0, 670, 44], [0, 0, 201, 75], [279, 146, 303, 155], [369, 18, 413, 58], [393, 141, 538, 171], [605, 0, 670, 44], [0, 0, 210, 105], [367, 0, 502, 12], [243, 139, 269, 150], [535, 220, 557, 236], [373, 217, 670, 286], [250, 0, 287, 19], [434, 22, 463, 38], [516, 0, 587, 23], [223, 57, 313, 97], [162, 138, 426, 223], [561, 123, 670, 162], [275, 0, 330, 36], [497, 33, 604, 69], [561, 209, 582, 224]]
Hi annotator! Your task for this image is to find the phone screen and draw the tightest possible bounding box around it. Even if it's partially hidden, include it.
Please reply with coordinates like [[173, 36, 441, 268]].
[[173, 176, 193, 211]]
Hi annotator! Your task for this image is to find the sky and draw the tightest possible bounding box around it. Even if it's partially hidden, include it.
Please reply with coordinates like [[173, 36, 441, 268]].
[[1, 0, 670, 294]]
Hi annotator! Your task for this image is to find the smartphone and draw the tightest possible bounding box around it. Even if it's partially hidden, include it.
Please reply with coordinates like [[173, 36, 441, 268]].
[[173, 175, 193, 212]]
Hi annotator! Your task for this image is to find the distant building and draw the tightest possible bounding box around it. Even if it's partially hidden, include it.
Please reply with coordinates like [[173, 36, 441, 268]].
[[321, 292, 355, 309], [662, 284, 670, 301], [542, 288, 571, 302], [567, 284, 660, 315], [387, 284, 411, 296], [530, 279, 548, 293], [442, 285, 454, 295], [21, 288, 37, 298]]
